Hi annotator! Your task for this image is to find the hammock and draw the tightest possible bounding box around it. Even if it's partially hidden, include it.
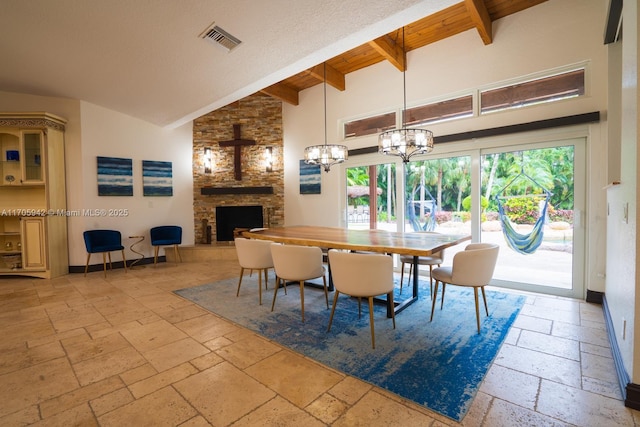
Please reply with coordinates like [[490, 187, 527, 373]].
[[496, 193, 549, 254], [407, 200, 436, 232], [494, 171, 552, 255], [407, 185, 437, 232]]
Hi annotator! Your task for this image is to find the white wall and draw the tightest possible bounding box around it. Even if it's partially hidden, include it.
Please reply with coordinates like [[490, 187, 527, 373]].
[[284, 0, 608, 288], [606, 0, 639, 382], [0, 91, 194, 267], [71, 102, 193, 265]]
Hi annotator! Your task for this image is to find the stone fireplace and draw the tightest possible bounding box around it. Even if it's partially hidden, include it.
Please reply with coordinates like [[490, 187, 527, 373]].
[[193, 94, 284, 244]]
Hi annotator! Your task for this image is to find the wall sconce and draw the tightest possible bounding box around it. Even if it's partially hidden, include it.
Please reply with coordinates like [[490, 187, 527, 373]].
[[204, 147, 212, 174], [265, 146, 273, 172]]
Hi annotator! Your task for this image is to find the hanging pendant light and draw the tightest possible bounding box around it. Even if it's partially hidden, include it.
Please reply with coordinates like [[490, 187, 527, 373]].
[[378, 27, 433, 163], [304, 62, 348, 172]]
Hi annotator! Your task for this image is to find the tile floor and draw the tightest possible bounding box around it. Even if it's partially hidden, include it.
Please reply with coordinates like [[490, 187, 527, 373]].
[[0, 259, 638, 426]]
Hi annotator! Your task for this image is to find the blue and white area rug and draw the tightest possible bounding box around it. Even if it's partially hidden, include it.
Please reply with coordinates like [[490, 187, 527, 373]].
[[175, 275, 525, 421]]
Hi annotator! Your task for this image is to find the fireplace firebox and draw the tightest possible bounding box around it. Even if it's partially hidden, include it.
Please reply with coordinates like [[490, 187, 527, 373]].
[[215, 205, 263, 242]]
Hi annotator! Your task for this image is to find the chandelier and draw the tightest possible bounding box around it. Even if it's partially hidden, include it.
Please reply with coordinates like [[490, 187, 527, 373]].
[[304, 63, 348, 172], [378, 28, 433, 163]]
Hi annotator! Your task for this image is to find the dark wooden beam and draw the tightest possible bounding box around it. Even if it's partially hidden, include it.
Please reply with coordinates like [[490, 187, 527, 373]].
[[307, 63, 346, 91], [260, 83, 299, 105], [348, 112, 601, 156], [369, 34, 405, 72], [201, 187, 274, 195], [604, 0, 623, 44], [464, 0, 493, 45]]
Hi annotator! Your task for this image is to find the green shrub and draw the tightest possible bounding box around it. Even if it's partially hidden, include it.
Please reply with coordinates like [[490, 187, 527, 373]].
[[500, 197, 545, 224]]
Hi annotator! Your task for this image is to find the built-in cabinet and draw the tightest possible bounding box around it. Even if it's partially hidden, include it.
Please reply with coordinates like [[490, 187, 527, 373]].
[[0, 113, 68, 278]]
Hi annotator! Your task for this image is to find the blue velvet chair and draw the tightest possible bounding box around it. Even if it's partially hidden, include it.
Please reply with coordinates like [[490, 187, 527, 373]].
[[83, 230, 127, 277], [150, 226, 182, 266]]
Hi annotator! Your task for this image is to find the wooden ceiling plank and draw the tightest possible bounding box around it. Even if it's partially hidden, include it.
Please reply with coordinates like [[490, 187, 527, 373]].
[[368, 34, 406, 72], [464, 0, 493, 45], [260, 83, 299, 105]]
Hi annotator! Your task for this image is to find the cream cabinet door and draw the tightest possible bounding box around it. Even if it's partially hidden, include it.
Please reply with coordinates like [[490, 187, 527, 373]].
[[21, 217, 46, 269]]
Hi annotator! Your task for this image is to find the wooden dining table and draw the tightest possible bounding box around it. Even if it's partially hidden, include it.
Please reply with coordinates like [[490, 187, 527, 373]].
[[241, 226, 471, 316]]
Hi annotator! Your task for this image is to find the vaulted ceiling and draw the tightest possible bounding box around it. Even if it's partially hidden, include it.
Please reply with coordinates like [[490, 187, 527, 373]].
[[260, 0, 547, 106], [0, 0, 546, 128]]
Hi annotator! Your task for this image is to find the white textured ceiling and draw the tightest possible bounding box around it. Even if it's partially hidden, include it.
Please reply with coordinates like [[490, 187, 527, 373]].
[[0, 0, 457, 128]]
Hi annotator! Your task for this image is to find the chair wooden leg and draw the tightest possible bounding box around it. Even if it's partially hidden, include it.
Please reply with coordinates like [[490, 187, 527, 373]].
[[174, 244, 181, 262], [271, 277, 280, 312], [263, 269, 269, 289], [388, 291, 396, 329], [236, 268, 245, 297], [429, 265, 434, 298], [357, 297, 362, 318], [322, 275, 329, 308], [440, 283, 447, 309], [84, 253, 91, 276], [154, 247, 159, 266], [102, 253, 108, 277], [368, 296, 376, 349], [299, 281, 305, 322], [121, 250, 127, 272], [474, 287, 481, 334], [430, 281, 440, 322], [258, 268, 263, 305], [399, 262, 406, 294], [481, 286, 489, 316], [327, 291, 340, 331]]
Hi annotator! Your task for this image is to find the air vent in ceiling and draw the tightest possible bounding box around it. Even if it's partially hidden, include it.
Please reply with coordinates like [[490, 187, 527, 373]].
[[200, 23, 242, 52]]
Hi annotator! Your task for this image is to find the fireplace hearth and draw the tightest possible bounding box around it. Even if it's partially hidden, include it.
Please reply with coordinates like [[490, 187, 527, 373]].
[[215, 205, 264, 242]]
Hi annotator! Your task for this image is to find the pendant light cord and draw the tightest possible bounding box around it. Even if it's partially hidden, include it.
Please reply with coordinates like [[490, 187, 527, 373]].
[[324, 62, 328, 147], [402, 27, 407, 129]]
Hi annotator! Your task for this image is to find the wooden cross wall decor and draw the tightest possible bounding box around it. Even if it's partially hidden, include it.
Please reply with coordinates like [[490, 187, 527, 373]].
[[219, 123, 256, 180]]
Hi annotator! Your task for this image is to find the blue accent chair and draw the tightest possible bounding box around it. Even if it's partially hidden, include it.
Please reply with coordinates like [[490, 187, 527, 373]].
[[83, 230, 126, 277], [150, 226, 182, 266]]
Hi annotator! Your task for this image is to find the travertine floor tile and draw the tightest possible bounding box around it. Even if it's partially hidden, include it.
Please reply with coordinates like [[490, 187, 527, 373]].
[[333, 390, 435, 426], [537, 379, 635, 426], [73, 346, 146, 386], [175, 313, 239, 342], [0, 358, 79, 418], [98, 386, 197, 426], [143, 337, 210, 372], [495, 344, 582, 388], [245, 349, 343, 408], [233, 396, 326, 426], [479, 364, 539, 410], [174, 361, 275, 426], [120, 319, 188, 353], [46, 303, 107, 332], [484, 398, 570, 427], [214, 334, 281, 369], [517, 329, 580, 360]]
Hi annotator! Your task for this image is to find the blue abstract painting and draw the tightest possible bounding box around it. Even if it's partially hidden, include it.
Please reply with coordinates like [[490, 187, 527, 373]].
[[299, 160, 321, 194], [97, 156, 133, 196], [142, 160, 173, 196]]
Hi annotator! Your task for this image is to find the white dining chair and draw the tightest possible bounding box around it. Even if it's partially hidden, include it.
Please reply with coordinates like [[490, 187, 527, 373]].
[[270, 243, 328, 322], [327, 249, 396, 349], [430, 242, 499, 333], [234, 237, 273, 305], [399, 231, 445, 297]]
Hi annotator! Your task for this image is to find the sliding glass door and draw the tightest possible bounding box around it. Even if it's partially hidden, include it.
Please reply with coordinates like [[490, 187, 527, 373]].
[[480, 140, 585, 297], [343, 137, 585, 299], [346, 163, 398, 231]]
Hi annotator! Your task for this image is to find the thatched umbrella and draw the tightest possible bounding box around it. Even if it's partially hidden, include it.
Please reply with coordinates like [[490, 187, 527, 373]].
[[347, 185, 382, 198]]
